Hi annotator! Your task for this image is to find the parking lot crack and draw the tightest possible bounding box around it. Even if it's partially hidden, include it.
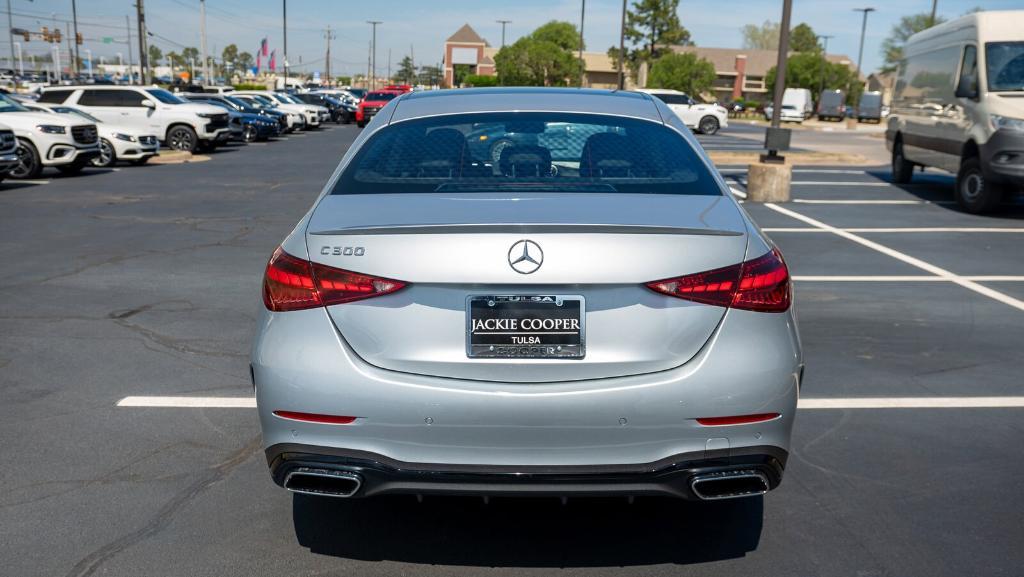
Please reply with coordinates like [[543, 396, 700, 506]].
[[64, 435, 261, 577]]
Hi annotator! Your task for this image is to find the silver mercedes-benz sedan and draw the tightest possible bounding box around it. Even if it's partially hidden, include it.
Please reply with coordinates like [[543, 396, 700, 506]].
[[252, 88, 802, 502]]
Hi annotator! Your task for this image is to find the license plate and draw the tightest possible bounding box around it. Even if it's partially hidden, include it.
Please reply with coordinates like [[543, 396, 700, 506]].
[[467, 295, 585, 359]]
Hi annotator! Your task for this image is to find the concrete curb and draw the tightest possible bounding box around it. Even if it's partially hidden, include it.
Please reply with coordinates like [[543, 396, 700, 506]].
[[708, 150, 874, 166], [149, 151, 212, 165]]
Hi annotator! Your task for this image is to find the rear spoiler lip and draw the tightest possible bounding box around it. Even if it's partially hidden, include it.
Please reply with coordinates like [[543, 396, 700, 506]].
[[308, 223, 743, 236]]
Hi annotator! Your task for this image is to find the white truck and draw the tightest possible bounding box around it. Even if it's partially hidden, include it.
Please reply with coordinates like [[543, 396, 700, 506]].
[[38, 85, 232, 153], [886, 10, 1024, 212]]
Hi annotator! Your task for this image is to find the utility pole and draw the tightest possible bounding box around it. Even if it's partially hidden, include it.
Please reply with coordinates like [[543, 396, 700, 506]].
[[929, 0, 938, 27], [199, 0, 208, 84], [137, 0, 149, 84], [496, 20, 511, 47], [72, 0, 80, 76], [66, 23, 73, 77], [387, 48, 391, 84], [282, 0, 288, 90], [13, 40, 21, 75], [578, 0, 585, 87], [366, 40, 370, 89], [125, 15, 134, 84], [853, 8, 875, 82], [366, 20, 381, 90], [5, 0, 13, 75], [817, 34, 833, 98], [617, 0, 626, 90], [324, 25, 334, 86]]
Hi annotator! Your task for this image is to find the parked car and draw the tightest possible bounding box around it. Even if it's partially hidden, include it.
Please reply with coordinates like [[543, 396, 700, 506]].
[[200, 85, 235, 95], [887, 9, 1024, 213], [182, 93, 288, 133], [636, 88, 729, 135], [22, 102, 158, 167], [38, 85, 231, 152], [356, 90, 401, 127], [229, 93, 305, 132], [857, 91, 883, 123], [0, 92, 99, 178], [764, 103, 805, 123], [254, 88, 800, 502], [292, 92, 352, 123], [0, 123, 21, 182], [182, 94, 281, 142], [235, 90, 325, 129], [817, 89, 846, 121]]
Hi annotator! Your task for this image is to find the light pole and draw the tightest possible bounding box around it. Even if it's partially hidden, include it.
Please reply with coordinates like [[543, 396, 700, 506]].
[[578, 0, 585, 87], [367, 20, 381, 90], [617, 0, 626, 89], [72, 0, 80, 76], [282, 0, 288, 90], [929, 0, 938, 27], [6, 0, 14, 77], [853, 8, 875, 80], [817, 34, 833, 98], [85, 48, 91, 77], [13, 40, 21, 75], [496, 20, 510, 47]]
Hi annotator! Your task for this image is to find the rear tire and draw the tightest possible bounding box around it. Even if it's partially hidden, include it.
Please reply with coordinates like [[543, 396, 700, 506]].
[[11, 138, 42, 179], [166, 125, 198, 152], [698, 116, 720, 135], [891, 139, 914, 184], [956, 157, 1003, 214], [356, 120, 366, 128]]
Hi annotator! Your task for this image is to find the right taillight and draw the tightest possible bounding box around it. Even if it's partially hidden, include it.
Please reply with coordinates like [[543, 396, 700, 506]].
[[646, 248, 791, 312], [262, 247, 407, 312]]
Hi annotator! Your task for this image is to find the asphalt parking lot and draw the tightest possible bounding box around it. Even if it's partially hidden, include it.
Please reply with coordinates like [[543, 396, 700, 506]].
[[2, 124, 1022, 577]]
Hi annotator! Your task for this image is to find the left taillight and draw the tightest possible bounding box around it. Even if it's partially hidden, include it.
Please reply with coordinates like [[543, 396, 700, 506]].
[[646, 248, 791, 312], [262, 247, 407, 312]]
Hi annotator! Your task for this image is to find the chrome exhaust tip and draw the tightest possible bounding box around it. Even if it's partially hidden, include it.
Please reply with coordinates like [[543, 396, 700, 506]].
[[283, 468, 363, 498], [690, 470, 770, 501]]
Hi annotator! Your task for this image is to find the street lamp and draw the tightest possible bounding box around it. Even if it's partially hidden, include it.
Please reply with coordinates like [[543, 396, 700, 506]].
[[496, 20, 511, 48], [366, 20, 381, 90], [853, 8, 875, 80], [817, 34, 833, 98]]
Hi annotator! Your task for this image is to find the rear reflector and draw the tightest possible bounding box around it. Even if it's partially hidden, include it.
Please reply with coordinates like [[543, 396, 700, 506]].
[[646, 248, 791, 312], [262, 247, 407, 311], [696, 413, 781, 426], [272, 411, 358, 425]]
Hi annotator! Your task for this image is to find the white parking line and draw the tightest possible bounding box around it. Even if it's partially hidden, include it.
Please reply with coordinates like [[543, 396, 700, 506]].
[[729, 186, 747, 199], [793, 275, 1024, 282], [791, 182, 908, 187], [766, 203, 1024, 312], [799, 397, 1024, 409], [765, 227, 1024, 233], [115, 396, 1024, 409], [793, 198, 936, 204], [117, 396, 256, 408], [13, 179, 50, 185]]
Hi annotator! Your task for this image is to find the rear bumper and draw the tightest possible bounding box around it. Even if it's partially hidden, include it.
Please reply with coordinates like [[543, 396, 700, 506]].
[[267, 444, 787, 499], [253, 303, 801, 471]]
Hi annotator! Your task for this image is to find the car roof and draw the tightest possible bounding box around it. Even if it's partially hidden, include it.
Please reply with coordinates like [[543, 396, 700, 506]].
[[389, 87, 662, 123]]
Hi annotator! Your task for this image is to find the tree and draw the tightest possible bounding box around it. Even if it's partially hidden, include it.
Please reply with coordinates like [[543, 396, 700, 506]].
[[789, 23, 819, 53], [646, 52, 715, 96], [236, 51, 254, 72], [417, 65, 441, 86], [741, 20, 780, 50], [335, 75, 352, 86], [148, 45, 163, 66], [221, 44, 238, 68], [766, 52, 863, 104], [464, 74, 499, 87], [494, 20, 582, 87], [396, 55, 416, 84], [612, 0, 692, 83], [165, 51, 183, 68], [181, 46, 200, 63], [880, 13, 946, 72]]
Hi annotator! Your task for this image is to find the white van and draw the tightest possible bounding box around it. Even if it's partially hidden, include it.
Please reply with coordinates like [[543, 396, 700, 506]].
[[886, 10, 1024, 213], [783, 88, 814, 120], [38, 85, 232, 153]]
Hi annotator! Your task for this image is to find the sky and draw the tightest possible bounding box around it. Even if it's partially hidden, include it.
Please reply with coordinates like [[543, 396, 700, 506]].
[[8, 0, 1023, 76]]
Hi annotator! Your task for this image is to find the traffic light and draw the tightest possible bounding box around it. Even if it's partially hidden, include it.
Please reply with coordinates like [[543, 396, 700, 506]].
[[53, 29, 62, 43], [41, 26, 49, 42], [76, 32, 83, 45]]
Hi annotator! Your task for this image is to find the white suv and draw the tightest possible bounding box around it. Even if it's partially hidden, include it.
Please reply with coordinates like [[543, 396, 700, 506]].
[[637, 89, 729, 135], [233, 91, 326, 128], [39, 85, 231, 152], [0, 92, 100, 178]]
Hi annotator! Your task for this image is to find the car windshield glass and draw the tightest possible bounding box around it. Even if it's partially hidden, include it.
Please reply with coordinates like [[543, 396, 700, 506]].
[[366, 92, 398, 102], [53, 106, 102, 122], [145, 88, 185, 104], [331, 112, 719, 196], [280, 94, 303, 104], [224, 96, 253, 110], [0, 93, 28, 112], [986, 42, 1024, 92], [347, 89, 366, 99], [250, 95, 276, 106]]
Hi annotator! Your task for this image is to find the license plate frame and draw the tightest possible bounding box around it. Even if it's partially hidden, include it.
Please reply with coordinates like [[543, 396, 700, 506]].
[[466, 295, 586, 359]]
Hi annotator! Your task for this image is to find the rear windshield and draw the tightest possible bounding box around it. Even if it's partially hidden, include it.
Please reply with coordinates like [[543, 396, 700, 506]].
[[366, 92, 398, 101], [330, 112, 719, 196]]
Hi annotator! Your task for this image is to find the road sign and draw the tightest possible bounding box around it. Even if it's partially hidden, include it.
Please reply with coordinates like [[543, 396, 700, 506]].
[[102, 37, 113, 44]]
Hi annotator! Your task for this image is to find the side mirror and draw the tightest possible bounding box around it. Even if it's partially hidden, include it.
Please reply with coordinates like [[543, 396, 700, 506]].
[[141, 99, 156, 108], [955, 80, 978, 100]]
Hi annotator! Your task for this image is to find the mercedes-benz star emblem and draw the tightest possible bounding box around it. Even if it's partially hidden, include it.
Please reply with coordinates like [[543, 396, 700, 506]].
[[508, 240, 543, 274]]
